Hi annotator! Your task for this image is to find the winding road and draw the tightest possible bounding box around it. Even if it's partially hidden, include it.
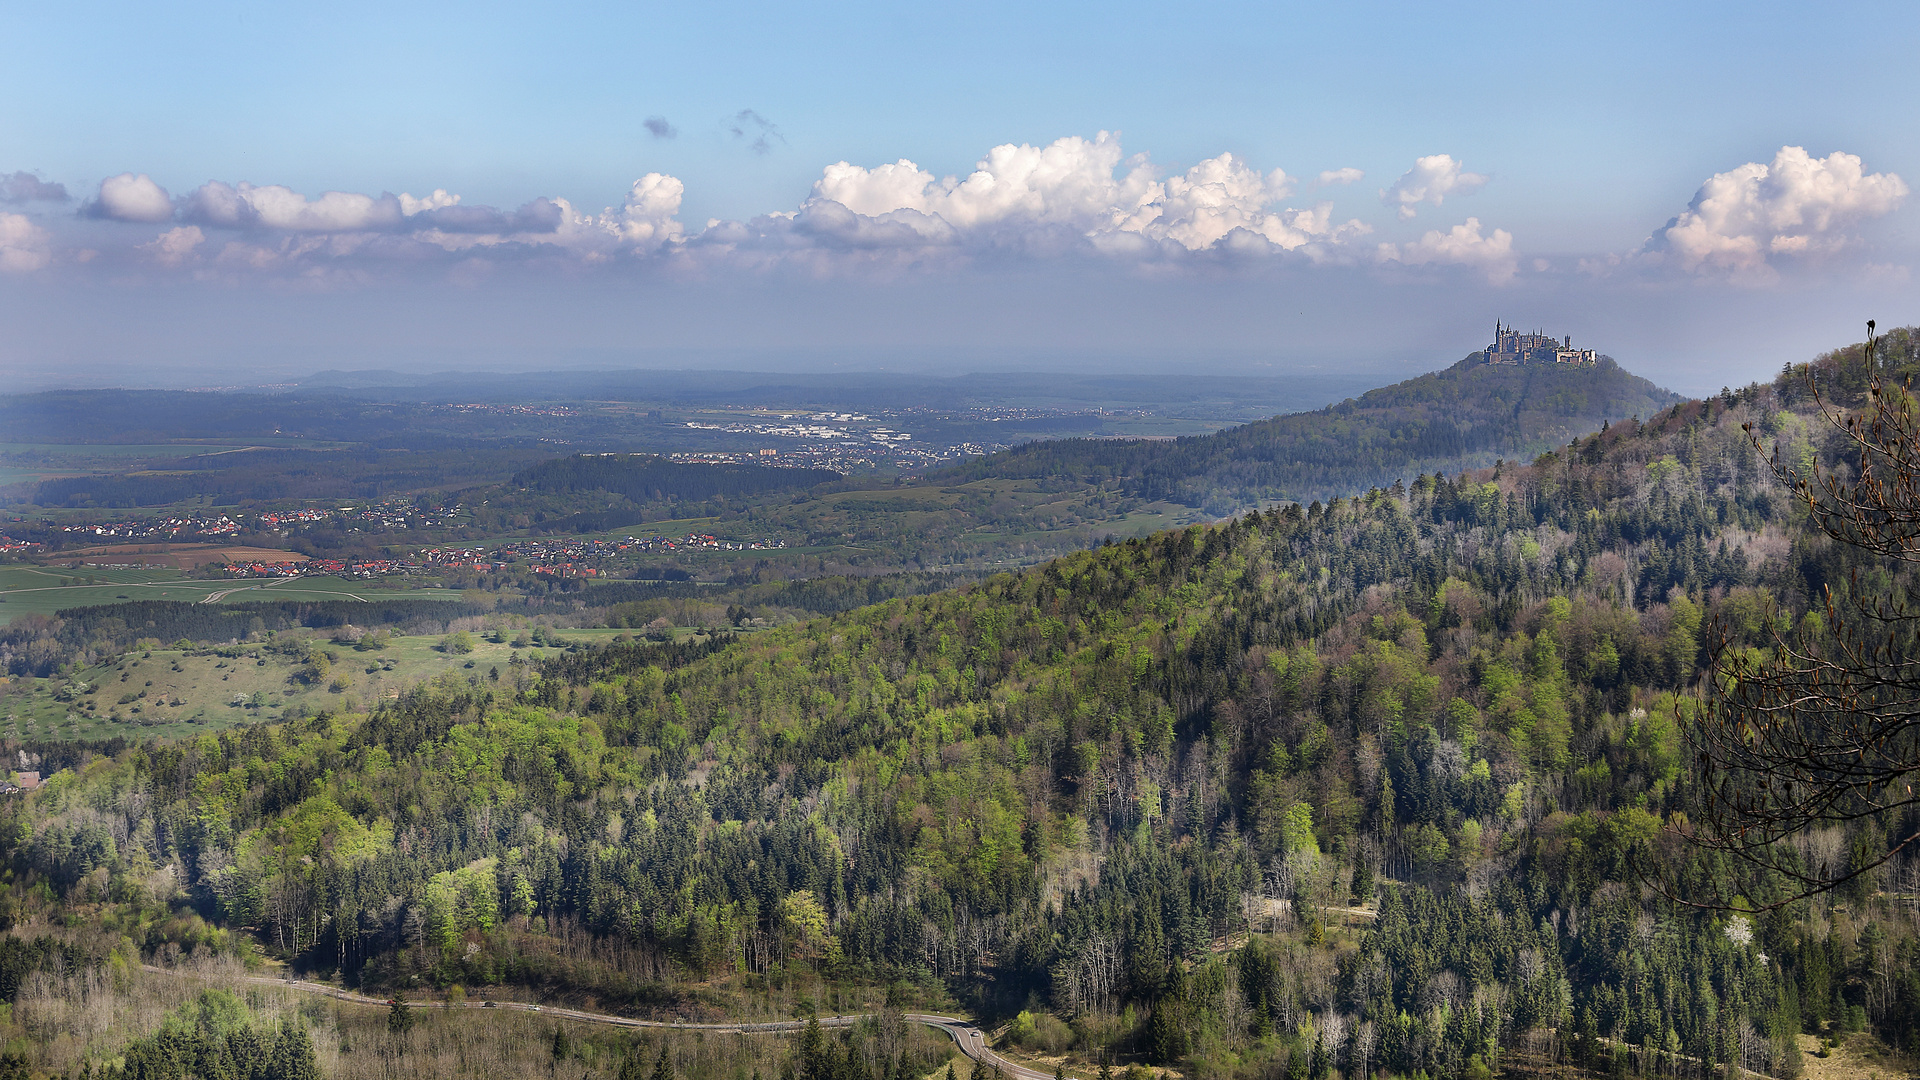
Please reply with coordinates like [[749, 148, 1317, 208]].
[[143, 965, 1058, 1080]]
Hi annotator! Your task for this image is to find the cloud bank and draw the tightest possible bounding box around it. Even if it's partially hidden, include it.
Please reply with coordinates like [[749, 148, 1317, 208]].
[[0, 139, 1904, 291], [803, 133, 1368, 255], [1379, 218, 1517, 283]]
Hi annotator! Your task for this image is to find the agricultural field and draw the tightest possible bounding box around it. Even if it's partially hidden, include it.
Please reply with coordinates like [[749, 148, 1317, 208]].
[[0, 440, 353, 461], [55, 542, 310, 570], [0, 565, 459, 624], [0, 465, 96, 486], [0, 624, 691, 740], [0, 442, 256, 491], [0, 564, 209, 621], [0, 442, 255, 456]]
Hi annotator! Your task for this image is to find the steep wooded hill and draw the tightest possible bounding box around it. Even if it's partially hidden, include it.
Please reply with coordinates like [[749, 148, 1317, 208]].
[[941, 355, 1679, 511]]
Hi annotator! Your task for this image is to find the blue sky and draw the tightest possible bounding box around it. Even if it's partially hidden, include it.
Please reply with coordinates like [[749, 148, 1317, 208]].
[[2, 0, 1916, 394]]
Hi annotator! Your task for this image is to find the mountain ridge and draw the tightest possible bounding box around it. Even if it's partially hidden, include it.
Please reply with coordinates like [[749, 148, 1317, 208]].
[[935, 353, 1681, 512]]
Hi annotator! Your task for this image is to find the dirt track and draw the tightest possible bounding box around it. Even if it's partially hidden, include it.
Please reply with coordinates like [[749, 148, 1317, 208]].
[[144, 965, 1059, 1080]]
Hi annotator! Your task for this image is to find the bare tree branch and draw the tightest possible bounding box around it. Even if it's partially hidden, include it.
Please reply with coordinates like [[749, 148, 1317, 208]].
[[1677, 321, 1920, 910]]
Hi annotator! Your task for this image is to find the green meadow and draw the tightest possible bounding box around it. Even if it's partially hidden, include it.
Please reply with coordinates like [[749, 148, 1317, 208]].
[[0, 565, 468, 624], [0, 624, 688, 741]]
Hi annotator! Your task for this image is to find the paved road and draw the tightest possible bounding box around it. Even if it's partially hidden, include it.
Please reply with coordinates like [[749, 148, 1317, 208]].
[[905, 1015, 1053, 1080], [144, 966, 1059, 1080]]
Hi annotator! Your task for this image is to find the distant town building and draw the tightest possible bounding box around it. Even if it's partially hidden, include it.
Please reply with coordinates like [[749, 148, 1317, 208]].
[[1485, 322, 1597, 366]]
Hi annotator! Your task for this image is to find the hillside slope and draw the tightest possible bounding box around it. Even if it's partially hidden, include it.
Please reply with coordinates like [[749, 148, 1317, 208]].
[[941, 354, 1679, 512], [450, 355, 1682, 571]]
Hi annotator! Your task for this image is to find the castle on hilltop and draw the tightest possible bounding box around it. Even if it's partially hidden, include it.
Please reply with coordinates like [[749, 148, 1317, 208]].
[[1485, 322, 1597, 366]]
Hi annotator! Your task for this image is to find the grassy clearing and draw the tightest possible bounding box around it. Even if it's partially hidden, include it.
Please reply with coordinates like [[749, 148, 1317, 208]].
[[0, 625, 726, 740], [1796, 1030, 1918, 1080], [1, 636, 523, 739], [0, 566, 468, 624]]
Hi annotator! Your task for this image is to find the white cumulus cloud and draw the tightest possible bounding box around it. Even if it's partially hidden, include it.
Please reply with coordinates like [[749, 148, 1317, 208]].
[[90, 172, 174, 222], [172, 180, 582, 246], [0, 212, 52, 272], [807, 133, 1366, 255], [1123, 153, 1293, 248], [181, 181, 405, 232], [142, 226, 205, 268], [1645, 146, 1907, 278], [814, 133, 1157, 232], [607, 173, 686, 248], [1381, 155, 1485, 220], [1378, 217, 1517, 283], [399, 189, 460, 216]]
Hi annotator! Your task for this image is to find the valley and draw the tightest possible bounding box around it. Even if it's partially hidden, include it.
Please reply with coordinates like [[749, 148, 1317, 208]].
[[0, 332, 1915, 1080]]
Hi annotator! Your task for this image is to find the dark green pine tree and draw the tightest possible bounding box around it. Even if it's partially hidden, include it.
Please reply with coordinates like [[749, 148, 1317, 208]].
[[653, 1042, 674, 1080], [1284, 1037, 1308, 1080], [273, 1018, 321, 1080], [800, 1017, 828, 1080], [386, 994, 414, 1036]]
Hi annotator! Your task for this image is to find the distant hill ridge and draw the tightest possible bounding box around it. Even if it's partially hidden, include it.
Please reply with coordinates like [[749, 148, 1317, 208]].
[[938, 352, 1680, 511]]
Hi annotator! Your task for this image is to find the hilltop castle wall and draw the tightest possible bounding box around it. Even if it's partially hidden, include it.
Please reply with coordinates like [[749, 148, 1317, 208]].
[[1486, 322, 1597, 365]]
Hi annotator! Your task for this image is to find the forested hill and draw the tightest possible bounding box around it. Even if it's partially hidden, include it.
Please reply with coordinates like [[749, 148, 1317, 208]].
[[5, 329, 1920, 1080], [941, 355, 1679, 512]]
